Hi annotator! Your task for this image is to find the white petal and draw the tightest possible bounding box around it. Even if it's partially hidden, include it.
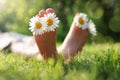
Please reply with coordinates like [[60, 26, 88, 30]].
[[43, 13, 60, 32], [29, 15, 47, 35], [88, 20, 97, 35]]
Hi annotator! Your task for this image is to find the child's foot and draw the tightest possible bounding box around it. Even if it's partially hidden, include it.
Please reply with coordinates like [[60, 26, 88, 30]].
[[29, 8, 60, 61], [58, 13, 96, 60]]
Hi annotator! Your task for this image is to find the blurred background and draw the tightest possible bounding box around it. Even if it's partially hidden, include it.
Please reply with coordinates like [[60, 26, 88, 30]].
[[0, 0, 120, 43]]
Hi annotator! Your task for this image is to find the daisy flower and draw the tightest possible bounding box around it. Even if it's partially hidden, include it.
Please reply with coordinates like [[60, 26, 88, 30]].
[[43, 13, 60, 32], [29, 16, 47, 35], [74, 13, 88, 30], [88, 20, 97, 35], [74, 13, 97, 35]]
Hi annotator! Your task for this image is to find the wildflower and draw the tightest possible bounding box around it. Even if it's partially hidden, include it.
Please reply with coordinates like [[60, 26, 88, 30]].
[[74, 13, 97, 35], [88, 20, 97, 35], [74, 13, 88, 30], [29, 16, 47, 35], [43, 13, 60, 32]]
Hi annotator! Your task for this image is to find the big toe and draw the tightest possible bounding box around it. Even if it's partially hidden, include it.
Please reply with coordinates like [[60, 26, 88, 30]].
[[46, 8, 55, 14], [38, 10, 46, 18]]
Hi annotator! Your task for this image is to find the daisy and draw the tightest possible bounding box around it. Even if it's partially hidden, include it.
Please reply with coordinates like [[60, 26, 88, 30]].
[[88, 20, 97, 35], [74, 13, 88, 30], [29, 16, 47, 35], [43, 13, 60, 32]]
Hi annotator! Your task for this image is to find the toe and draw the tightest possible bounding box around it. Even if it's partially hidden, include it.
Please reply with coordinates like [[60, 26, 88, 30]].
[[46, 8, 55, 14], [38, 10, 46, 18]]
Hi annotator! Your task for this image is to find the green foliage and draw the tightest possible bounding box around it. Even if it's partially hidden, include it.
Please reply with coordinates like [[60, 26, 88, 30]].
[[0, 43, 120, 80], [0, 0, 120, 42]]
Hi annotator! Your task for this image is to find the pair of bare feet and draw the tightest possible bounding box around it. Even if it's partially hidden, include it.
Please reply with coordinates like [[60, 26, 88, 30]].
[[29, 8, 96, 61]]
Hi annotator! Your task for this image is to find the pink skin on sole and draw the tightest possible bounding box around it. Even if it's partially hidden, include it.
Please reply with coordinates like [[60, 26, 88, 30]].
[[58, 14, 89, 60], [34, 8, 58, 61], [34, 31, 57, 60]]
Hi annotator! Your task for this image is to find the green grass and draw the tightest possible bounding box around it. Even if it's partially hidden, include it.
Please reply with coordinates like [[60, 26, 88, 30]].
[[0, 43, 120, 80]]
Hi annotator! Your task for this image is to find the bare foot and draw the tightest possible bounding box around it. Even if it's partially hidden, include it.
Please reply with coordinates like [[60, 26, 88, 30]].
[[58, 13, 96, 60], [29, 8, 60, 61]]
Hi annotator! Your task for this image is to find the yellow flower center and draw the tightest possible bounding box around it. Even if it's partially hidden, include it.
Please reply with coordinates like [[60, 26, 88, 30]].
[[35, 22, 42, 29], [47, 18, 53, 26], [79, 18, 84, 25]]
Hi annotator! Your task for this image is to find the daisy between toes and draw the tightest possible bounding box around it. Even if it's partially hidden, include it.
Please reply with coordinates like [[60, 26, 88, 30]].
[[29, 15, 47, 35], [43, 13, 60, 32], [74, 13, 97, 35]]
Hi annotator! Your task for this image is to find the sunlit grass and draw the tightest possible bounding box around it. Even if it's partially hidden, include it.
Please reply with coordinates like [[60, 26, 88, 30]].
[[0, 43, 120, 80]]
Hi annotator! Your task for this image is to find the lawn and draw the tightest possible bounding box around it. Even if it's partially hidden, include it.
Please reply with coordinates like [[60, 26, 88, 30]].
[[0, 43, 120, 80]]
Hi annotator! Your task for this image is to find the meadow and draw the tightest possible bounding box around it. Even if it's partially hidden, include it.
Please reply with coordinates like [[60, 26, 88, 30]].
[[0, 43, 120, 80]]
